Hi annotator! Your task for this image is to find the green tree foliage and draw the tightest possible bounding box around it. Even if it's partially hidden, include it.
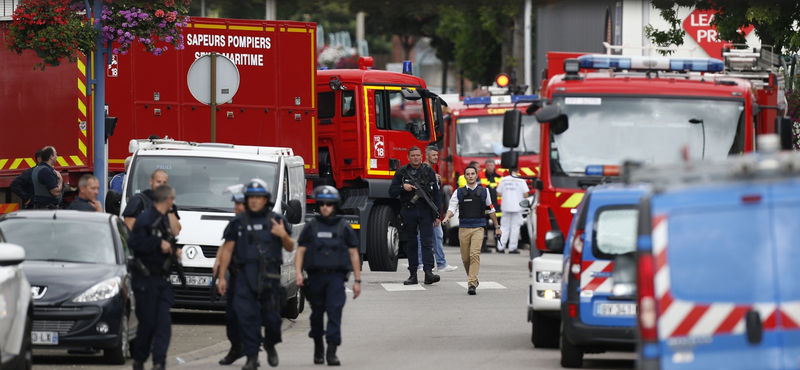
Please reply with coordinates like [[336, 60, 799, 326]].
[[437, 1, 521, 86], [647, 1, 800, 54], [348, 0, 440, 59]]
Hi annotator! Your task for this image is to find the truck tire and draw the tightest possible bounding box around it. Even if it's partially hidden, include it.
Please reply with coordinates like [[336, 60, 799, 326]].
[[367, 205, 399, 271], [531, 310, 560, 348], [560, 322, 584, 368]]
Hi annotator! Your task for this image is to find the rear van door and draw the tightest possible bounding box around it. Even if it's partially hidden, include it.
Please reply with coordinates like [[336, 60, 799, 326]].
[[652, 183, 781, 370], [769, 179, 800, 369]]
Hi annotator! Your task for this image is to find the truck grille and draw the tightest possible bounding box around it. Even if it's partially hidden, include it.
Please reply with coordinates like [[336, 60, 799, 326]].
[[200, 245, 217, 259], [33, 320, 75, 334], [174, 285, 226, 303]]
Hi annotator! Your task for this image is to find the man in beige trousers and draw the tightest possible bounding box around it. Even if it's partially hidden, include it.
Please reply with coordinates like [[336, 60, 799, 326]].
[[442, 166, 501, 295]]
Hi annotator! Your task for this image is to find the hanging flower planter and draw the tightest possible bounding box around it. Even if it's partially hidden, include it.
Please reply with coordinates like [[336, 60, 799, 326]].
[[97, 0, 191, 56], [5, 0, 97, 70]]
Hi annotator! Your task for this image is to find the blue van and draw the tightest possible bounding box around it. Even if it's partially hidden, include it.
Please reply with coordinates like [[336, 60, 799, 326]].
[[625, 150, 800, 370], [555, 183, 646, 368]]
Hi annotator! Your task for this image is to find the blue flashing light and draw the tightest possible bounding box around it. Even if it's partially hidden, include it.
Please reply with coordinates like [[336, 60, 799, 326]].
[[463, 94, 539, 106], [403, 60, 412, 75], [577, 55, 725, 73], [320, 67, 328, 70], [585, 165, 605, 176]]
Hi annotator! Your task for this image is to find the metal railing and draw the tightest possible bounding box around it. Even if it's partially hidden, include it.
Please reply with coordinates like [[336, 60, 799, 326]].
[[1, 0, 19, 20]]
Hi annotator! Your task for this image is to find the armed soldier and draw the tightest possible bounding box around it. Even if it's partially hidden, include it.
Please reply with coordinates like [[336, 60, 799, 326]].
[[216, 179, 294, 369], [128, 185, 182, 370], [389, 146, 442, 285], [295, 186, 362, 366]]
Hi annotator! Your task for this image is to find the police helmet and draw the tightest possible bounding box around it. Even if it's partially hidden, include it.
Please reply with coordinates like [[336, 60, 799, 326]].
[[225, 184, 246, 203], [312, 185, 341, 204], [243, 178, 271, 200]]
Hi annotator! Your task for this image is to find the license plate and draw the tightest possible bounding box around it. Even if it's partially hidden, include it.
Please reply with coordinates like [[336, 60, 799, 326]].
[[170, 275, 212, 286], [597, 303, 637, 316], [31, 331, 58, 345]]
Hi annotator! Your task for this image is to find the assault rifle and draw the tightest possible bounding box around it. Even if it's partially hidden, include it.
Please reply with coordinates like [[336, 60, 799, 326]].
[[242, 213, 282, 296], [402, 167, 440, 220], [154, 215, 186, 289]]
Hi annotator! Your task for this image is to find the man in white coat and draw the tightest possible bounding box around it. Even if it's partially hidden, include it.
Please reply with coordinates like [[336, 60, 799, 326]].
[[496, 171, 529, 254]]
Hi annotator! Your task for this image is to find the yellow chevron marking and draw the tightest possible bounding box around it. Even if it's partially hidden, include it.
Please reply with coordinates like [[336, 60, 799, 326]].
[[520, 167, 536, 176], [9, 159, 23, 169], [0, 159, 7, 170], [561, 193, 585, 208], [82, 129, 87, 137], [78, 78, 86, 96], [24, 158, 36, 167], [78, 98, 87, 117], [556, 192, 561, 198], [70, 156, 84, 166], [79, 139, 87, 156], [56, 157, 69, 167], [78, 59, 86, 76]]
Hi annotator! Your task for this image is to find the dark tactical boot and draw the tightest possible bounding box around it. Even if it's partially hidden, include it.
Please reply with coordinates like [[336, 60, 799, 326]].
[[152, 364, 166, 370], [265, 345, 279, 367], [314, 337, 325, 364], [326, 343, 340, 366], [403, 273, 418, 285], [132, 361, 144, 370], [242, 355, 259, 370], [219, 342, 243, 365], [423, 270, 440, 284]]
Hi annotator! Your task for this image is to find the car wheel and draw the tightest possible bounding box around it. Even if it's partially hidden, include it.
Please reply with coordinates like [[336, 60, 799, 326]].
[[104, 313, 129, 365], [366, 205, 399, 271], [560, 322, 584, 368], [531, 310, 560, 348], [281, 287, 301, 319]]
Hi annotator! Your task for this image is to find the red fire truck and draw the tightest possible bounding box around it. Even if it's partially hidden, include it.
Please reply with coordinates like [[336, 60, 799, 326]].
[[511, 48, 788, 348], [438, 82, 540, 245], [0, 17, 444, 272]]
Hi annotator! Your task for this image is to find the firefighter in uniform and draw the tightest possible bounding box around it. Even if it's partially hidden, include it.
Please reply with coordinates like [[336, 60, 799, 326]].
[[295, 186, 362, 366], [216, 179, 294, 369], [216, 184, 247, 365], [128, 185, 181, 370]]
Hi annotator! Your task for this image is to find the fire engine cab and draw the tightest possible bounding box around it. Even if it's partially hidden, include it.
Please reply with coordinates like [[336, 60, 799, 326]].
[[506, 45, 792, 349], [439, 74, 540, 245]]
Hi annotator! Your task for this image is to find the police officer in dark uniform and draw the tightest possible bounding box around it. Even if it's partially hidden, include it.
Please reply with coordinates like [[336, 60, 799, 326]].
[[67, 174, 103, 212], [295, 186, 361, 366], [389, 146, 442, 285], [32, 146, 63, 209], [216, 179, 294, 369], [128, 185, 181, 370], [123, 169, 181, 236], [9, 148, 43, 209], [216, 185, 246, 366]]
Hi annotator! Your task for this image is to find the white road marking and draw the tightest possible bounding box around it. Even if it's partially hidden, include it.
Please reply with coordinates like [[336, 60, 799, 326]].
[[381, 283, 426, 291], [457, 282, 506, 289]]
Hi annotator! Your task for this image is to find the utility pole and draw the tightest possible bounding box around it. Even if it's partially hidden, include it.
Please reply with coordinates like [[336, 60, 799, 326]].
[[91, 0, 107, 207], [265, 0, 276, 20], [201, 0, 205, 17], [524, 0, 532, 94]]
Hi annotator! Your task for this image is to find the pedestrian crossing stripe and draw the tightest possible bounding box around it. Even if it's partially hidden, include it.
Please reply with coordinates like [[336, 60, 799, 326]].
[[381, 283, 426, 291], [373, 282, 506, 291]]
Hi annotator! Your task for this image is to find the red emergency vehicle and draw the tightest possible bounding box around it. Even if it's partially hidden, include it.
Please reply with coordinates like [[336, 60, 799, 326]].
[[0, 17, 444, 271], [514, 47, 788, 348], [439, 84, 540, 245]]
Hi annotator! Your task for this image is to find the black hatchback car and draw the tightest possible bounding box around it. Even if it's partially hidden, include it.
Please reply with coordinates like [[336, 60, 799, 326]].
[[0, 210, 137, 365]]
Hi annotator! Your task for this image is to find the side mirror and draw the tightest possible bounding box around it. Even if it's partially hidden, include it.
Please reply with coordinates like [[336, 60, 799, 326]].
[[534, 105, 561, 123], [544, 230, 564, 253], [433, 99, 445, 139], [525, 100, 542, 115], [105, 190, 122, 216], [0, 243, 25, 266], [519, 199, 531, 208], [776, 116, 794, 150], [285, 199, 304, 224], [401, 87, 421, 101], [533, 178, 544, 190], [503, 110, 522, 148], [389, 158, 401, 171], [443, 155, 453, 163], [501, 151, 519, 170], [551, 115, 569, 135], [611, 253, 637, 298]]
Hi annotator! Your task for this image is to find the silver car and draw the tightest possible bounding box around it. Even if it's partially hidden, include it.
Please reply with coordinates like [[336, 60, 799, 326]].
[[0, 240, 32, 370]]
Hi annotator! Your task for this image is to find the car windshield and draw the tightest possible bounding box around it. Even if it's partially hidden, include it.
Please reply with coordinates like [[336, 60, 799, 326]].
[[550, 96, 744, 174], [127, 156, 279, 213], [456, 114, 539, 156], [0, 219, 116, 264]]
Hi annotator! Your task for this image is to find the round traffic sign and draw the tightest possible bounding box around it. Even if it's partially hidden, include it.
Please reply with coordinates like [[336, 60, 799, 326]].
[[187, 53, 240, 105]]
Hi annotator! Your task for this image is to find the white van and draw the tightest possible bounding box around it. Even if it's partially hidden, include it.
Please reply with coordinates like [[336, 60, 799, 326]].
[[121, 139, 306, 318]]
